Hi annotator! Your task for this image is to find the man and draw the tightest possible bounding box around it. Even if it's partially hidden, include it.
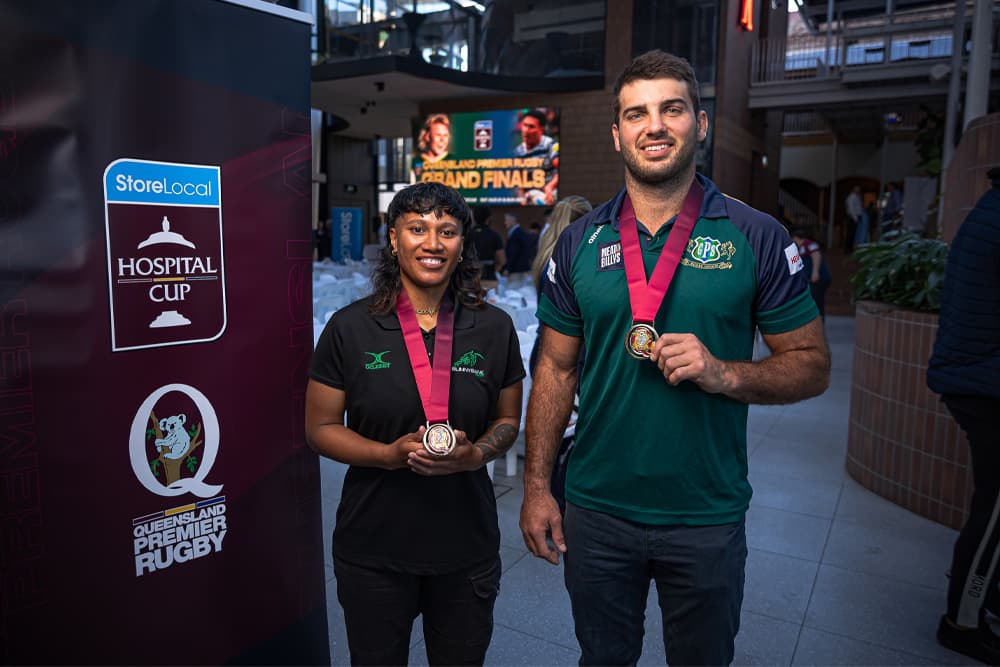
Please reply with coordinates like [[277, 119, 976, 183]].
[[927, 167, 1000, 665], [844, 185, 863, 253], [883, 181, 902, 222], [502, 212, 534, 278], [519, 50, 830, 666], [470, 204, 506, 291], [515, 109, 559, 205]]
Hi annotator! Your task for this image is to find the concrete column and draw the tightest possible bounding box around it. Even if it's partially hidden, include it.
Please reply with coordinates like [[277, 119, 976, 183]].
[[964, 0, 994, 128], [824, 0, 834, 73], [943, 0, 966, 170], [827, 136, 838, 249]]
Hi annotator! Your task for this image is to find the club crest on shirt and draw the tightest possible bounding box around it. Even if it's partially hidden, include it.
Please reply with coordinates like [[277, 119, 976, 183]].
[[452, 349, 486, 378], [364, 350, 391, 370], [597, 241, 623, 271], [682, 236, 735, 270]]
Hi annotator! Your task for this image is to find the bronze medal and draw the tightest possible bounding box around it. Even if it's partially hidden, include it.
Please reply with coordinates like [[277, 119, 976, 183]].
[[625, 322, 658, 359], [423, 421, 456, 456]]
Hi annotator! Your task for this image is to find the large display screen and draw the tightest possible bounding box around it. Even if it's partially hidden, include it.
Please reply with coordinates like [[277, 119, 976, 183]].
[[411, 107, 560, 206]]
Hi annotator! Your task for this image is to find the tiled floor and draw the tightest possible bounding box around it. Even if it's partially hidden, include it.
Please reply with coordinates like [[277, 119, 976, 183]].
[[320, 316, 979, 665]]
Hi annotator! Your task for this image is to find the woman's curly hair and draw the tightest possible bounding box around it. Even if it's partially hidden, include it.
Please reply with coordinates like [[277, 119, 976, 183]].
[[370, 182, 484, 315]]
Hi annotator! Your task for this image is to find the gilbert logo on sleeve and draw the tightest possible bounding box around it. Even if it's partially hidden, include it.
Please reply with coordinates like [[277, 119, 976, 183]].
[[104, 158, 227, 351]]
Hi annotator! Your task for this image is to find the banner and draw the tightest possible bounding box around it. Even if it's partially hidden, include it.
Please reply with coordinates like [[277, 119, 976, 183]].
[[331, 206, 363, 262], [411, 108, 560, 206], [0, 1, 328, 663]]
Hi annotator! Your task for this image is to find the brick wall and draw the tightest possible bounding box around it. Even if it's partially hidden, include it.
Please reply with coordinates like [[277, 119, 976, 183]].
[[846, 301, 972, 529], [940, 112, 1000, 242]]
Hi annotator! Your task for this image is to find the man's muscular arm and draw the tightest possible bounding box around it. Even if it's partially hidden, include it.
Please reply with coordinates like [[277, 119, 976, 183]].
[[649, 317, 830, 404], [520, 325, 580, 564]]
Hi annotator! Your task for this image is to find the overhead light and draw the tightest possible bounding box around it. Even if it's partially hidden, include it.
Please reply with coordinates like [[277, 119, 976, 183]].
[[455, 0, 486, 10]]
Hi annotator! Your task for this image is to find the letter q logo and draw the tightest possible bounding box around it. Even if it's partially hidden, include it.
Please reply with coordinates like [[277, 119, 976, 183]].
[[130, 383, 223, 498]]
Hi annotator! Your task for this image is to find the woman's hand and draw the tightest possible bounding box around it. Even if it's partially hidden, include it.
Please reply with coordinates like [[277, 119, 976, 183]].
[[406, 429, 483, 476], [386, 428, 427, 470]]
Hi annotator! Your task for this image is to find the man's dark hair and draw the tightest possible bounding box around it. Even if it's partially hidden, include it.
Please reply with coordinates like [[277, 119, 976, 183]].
[[522, 109, 547, 128], [371, 182, 482, 314], [988, 166, 1000, 185], [472, 203, 492, 227], [612, 50, 700, 124]]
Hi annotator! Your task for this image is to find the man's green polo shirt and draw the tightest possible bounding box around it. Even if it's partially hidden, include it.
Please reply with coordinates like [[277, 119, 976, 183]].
[[536, 174, 818, 525]]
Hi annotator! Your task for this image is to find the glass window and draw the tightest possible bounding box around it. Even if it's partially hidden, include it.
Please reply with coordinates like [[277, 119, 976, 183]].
[[632, 0, 718, 86]]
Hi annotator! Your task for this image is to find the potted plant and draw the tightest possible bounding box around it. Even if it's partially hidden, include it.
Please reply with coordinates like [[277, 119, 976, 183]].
[[845, 231, 969, 529], [849, 231, 948, 311]]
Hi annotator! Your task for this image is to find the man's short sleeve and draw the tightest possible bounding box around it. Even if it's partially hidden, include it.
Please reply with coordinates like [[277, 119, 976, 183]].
[[747, 216, 818, 334]]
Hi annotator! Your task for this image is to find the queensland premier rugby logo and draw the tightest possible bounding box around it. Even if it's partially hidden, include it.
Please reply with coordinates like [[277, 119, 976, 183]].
[[128, 384, 227, 576], [104, 159, 227, 351]]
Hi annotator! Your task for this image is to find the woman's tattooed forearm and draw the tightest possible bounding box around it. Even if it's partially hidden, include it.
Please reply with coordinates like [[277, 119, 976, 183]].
[[475, 423, 517, 464]]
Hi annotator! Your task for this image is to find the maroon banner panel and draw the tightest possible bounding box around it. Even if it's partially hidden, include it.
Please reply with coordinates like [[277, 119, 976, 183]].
[[0, 0, 328, 663]]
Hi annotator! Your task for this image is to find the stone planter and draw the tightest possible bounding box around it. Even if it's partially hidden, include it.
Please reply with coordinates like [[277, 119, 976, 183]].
[[846, 301, 972, 530]]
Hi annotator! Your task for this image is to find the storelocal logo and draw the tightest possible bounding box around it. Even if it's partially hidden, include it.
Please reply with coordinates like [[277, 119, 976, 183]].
[[105, 159, 220, 206], [114, 173, 213, 198]]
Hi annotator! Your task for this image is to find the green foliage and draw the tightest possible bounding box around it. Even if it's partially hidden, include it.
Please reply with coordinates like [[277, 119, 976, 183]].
[[850, 231, 948, 312], [914, 108, 943, 177], [185, 455, 199, 473], [149, 459, 162, 478]]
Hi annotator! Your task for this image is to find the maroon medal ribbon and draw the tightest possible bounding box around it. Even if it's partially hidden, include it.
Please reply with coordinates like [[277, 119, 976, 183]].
[[396, 290, 456, 454], [619, 178, 704, 358]]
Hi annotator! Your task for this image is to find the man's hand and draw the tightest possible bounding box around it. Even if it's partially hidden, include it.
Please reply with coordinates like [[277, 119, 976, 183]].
[[520, 490, 567, 565], [648, 332, 730, 393]]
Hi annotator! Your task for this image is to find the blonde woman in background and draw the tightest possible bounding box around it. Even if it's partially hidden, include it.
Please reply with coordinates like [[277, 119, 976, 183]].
[[529, 195, 592, 377], [530, 195, 593, 291]]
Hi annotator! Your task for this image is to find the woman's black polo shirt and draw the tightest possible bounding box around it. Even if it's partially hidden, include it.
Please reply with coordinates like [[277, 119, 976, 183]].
[[310, 295, 525, 574]]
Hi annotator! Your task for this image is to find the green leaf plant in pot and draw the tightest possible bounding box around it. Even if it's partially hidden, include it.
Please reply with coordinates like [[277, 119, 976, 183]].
[[849, 230, 949, 312]]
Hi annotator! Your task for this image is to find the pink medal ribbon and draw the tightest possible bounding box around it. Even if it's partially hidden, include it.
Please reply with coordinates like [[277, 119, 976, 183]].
[[396, 290, 457, 455], [619, 178, 704, 359]]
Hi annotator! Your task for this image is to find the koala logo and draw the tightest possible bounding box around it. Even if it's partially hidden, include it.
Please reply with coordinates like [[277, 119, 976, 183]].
[[130, 383, 222, 498], [155, 414, 190, 460]]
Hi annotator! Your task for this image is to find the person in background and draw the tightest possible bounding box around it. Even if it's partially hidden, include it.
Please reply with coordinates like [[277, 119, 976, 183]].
[[502, 212, 534, 278], [790, 226, 832, 320], [306, 182, 525, 666], [314, 219, 331, 261], [882, 181, 902, 225], [844, 185, 863, 253], [529, 195, 593, 374], [520, 50, 830, 666], [927, 167, 1000, 665], [470, 204, 506, 292]]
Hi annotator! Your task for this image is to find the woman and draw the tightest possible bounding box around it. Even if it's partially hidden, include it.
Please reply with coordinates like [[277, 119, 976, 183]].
[[529, 195, 592, 374], [306, 182, 525, 666], [530, 195, 592, 291]]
